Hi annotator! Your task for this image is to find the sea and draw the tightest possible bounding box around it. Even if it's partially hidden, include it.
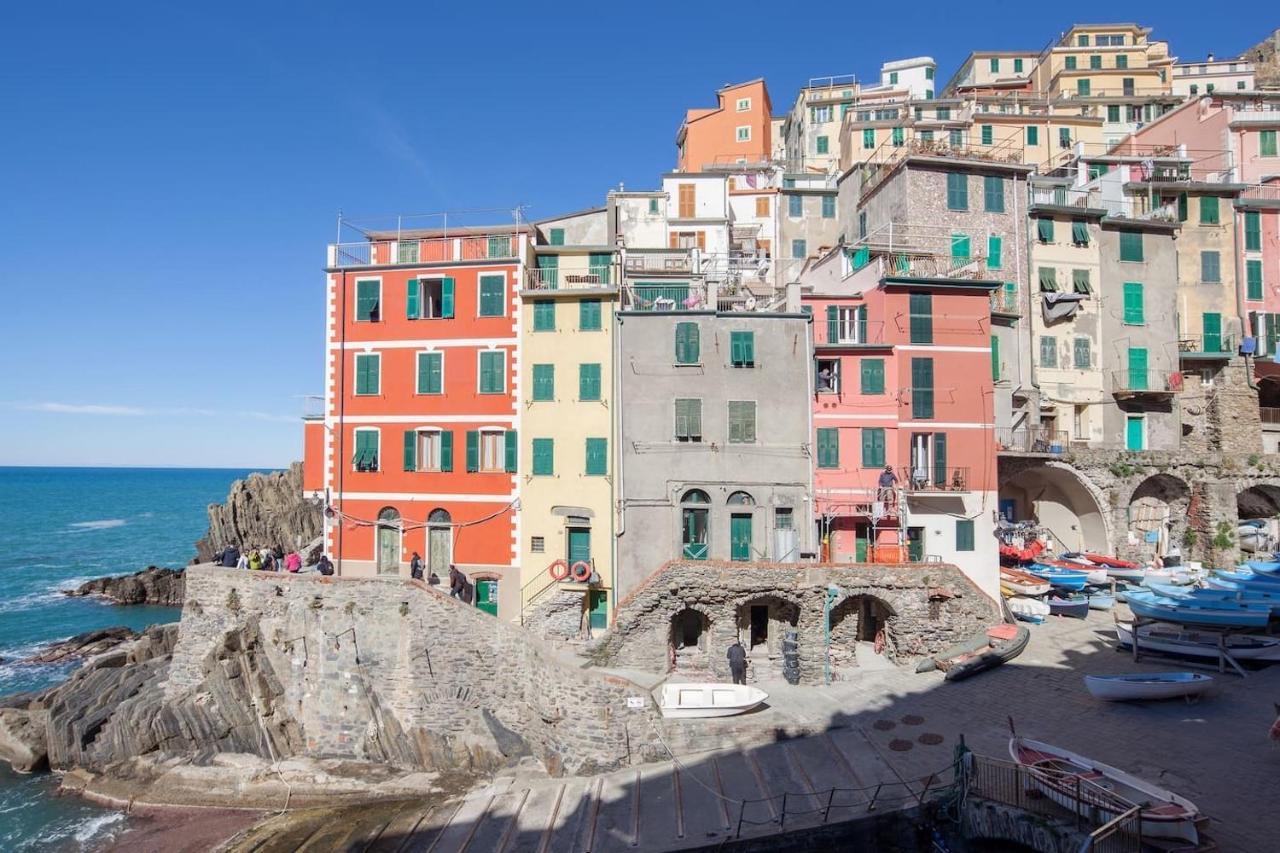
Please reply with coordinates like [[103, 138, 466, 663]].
[[0, 466, 271, 852]]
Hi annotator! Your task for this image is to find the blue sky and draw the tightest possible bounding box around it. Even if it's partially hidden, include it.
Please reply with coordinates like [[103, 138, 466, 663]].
[[0, 1, 1266, 467]]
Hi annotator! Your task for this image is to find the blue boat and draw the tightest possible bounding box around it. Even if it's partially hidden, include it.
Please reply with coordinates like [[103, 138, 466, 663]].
[[1028, 563, 1089, 591], [1047, 593, 1090, 618], [1126, 589, 1272, 629], [1147, 582, 1280, 613], [1244, 560, 1280, 574], [1213, 569, 1280, 587], [1086, 590, 1116, 611]]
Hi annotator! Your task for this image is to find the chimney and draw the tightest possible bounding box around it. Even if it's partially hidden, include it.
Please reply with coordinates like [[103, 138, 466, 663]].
[[1207, 52, 1215, 62]]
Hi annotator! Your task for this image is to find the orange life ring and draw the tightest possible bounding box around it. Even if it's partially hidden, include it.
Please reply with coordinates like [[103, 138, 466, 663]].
[[548, 560, 570, 581], [570, 561, 592, 582]]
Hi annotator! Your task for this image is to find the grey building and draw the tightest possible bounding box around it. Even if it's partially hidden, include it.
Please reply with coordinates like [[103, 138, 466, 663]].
[[613, 309, 815, 598]]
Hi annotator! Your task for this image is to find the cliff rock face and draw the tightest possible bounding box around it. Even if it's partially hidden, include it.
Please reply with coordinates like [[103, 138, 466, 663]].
[[194, 462, 322, 563], [1242, 29, 1280, 89], [66, 567, 185, 606]]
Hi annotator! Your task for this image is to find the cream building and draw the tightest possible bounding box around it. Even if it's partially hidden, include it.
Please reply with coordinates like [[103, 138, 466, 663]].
[[1171, 55, 1255, 97]]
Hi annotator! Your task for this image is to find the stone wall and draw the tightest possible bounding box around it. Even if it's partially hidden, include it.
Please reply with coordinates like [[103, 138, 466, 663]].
[[591, 561, 1001, 684], [168, 568, 663, 776]]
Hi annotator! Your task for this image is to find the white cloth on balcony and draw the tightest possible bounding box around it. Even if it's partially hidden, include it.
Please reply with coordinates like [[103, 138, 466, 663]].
[[1041, 292, 1086, 324]]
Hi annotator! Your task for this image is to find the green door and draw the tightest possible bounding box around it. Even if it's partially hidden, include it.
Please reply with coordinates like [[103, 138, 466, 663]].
[[907, 527, 925, 562], [536, 254, 559, 289], [1128, 347, 1148, 391], [1126, 416, 1145, 451], [588, 590, 608, 631], [475, 579, 498, 616], [854, 523, 869, 562], [1202, 312, 1222, 353], [730, 514, 753, 561], [567, 528, 591, 566], [588, 252, 611, 285]]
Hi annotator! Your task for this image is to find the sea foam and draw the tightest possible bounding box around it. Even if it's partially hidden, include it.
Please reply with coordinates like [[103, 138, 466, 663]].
[[67, 519, 127, 532]]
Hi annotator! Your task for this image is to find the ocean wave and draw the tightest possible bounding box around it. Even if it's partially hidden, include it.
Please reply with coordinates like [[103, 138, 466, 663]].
[[67, 519, 127, 532], [73, 811, 127, 843]]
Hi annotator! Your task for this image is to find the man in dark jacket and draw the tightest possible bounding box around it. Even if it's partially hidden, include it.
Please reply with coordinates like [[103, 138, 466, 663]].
[[220, 546, 240, 568], [727, 641, 748, 685], [448, 564, 465, 598], [316, 555, 334, 576], [410, 552, 424, 581]]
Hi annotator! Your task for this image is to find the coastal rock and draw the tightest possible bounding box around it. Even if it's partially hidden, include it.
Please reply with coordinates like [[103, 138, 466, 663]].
[[66, 566, 185, 606], [0, 708, 47, 772], [17, 627, 140, 665], [193, 462, 322, 563]]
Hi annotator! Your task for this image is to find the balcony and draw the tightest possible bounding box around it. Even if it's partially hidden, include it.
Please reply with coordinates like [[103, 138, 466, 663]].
[[1239, 184, 1280, 204], [624, 250, 695, 275], [1029, 186, 1099, 209], [995, 427, 1071, 454], [1229, 110, 1280, 126], [898, 466, 971, 493], [990, 289, 1023, 316], [1261, 406, 1280, 427], [525, 265, 616, 292], [1178, 334, 1236, 360], [1110, 369, 1180, 398], [622, 282, 711, 312], [328, 233, 519, 269]]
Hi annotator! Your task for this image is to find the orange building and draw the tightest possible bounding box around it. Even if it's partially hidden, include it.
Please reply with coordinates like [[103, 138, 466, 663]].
[[676, 79, 773, 172], [304, 225, 530, 616]]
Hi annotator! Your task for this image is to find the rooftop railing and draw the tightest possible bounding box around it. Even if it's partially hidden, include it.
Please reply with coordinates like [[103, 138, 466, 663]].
[[1030, 186, 1097, 208], [327, 234, 519, 268], [1230, 109, 1280, 124]]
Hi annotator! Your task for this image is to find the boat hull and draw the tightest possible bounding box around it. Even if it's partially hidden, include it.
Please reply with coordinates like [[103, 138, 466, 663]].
[[1114, 621, 1280, 661], [1126, 591, 1272, 629], [943, 626, 1030, 682], [1047, 595, 1090, 618], [1083, 672, 1213, 701], [658, 683, 768, 719]]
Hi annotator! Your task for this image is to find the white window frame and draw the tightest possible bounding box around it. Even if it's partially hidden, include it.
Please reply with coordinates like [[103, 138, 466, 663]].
[[415, 349, 445, 395], [835, 306, 863, 343], [476, 272, 508, 318], [476, 349, 507, 395], [354, 351, 381, 396], [414, 277, 449, 320], [736, 97, 751, 112], [816, 358, 841, 394], [353, 427, 380, 472], [415, 427, 443, 472], [478, 427, 506, 472], [736, 125, 752, 142]]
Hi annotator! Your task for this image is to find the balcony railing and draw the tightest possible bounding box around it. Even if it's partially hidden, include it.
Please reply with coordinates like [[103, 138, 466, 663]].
[[1230, 110, 1280, 125], [622, 282, 711, 312], [1240, 184, 1280, 203], [1110, 369, 1180, 395], [526, 265, 615, 291], [899, 466, 971, 492], [1261, 406, 1280, 426], [327, 234, 519, 268], [990, 289, 1022, 315], [625, 251, 695, 275], [995, 427, 1071, 453], [1030, 186, 1097, 208], [1177, 334, 1236, 356]]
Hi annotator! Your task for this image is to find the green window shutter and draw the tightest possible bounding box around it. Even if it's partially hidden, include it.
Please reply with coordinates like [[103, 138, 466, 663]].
[[479, 351, 505, 393], [1038, 266, 1058, 292], [536, 254, 559, 289], [439, 430, 453, 472], [1245, 211, 1262, 251], [1037, 218, 1054, 243], [991, 335, 1000, 381], [956, 519, 975, 552], [981, 124, 993, 145], [861, 427, 885, 468], [1072, 269, 1091, 294], [585, 438, 608, 476], [986, 235, 1003, 270], [727, 401, 756, 443], [863, 128, 875, 148], [418, 352, 442, 394], [911, 357, 934, 419], [932, 433, 947, 486], [1059, 128, 1072, 148], [1014, 58, 1023, 73], [983, 176, 1004, 212], [856, 306, 867, 343], [1089, 54, 1101, 70], [989, 57, 999, 72], [549, 228, 565, 246], [909, 293, 932, 343], [353, 431, 377, 469], [1201, 251, 1221, 282], [730, 331, 755, 366], [579, 299, 602, 330], [826, 305, 839, 342], [406, 279, 420, 319], [579, 363, 601, 400], [816, 428, 839, 469], [1071, 219, 1089, 245], [504, 430, 518, 473], [1247, 260, 1264, 301], [821, 195, 835, 218], [1199, 196, 1220, 225], [1026, 126, 1038, 145], [403, 429, 417, 472], [533, 299, 555, 331], [355, 354, 379, 395], [1073, 337, 1091, 369], [587, 253, 611, 285], [1203, 312, 1223, 352], [946, 173, 967, 210], [860, 358, 884, 394], [816, 135, 829, 154], [951, 233, 970, 260], [465, 430, 479, 472], [1076, 79, 1090, 96], [788, 195, 802, 217], [892, 127, 904, 146], [1128, 347, 1148, 392], [441, 277, 455, 318], [1107, 104, 1120, 122], [478, 275, 505, 316], [1123, 282, 1144, 324], [356, 280, 380, 322], [1119, 231, 1143, 262], [1039, 336, 1057, 368], [532, 438, 554, 476], [950, 129, 963, 147], [1177, 193, 1188, 222], [1261, 130, 1277, 157], [1065, 55, 1077, 69], [532, 364, 554, 401], [792, 239, 807, 258], [675, 322, 700, 363]]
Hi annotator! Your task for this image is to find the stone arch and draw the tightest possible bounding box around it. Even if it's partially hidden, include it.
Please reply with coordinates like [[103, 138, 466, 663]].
[[730, 593, 802, 679], [1237, 482, 1280, 553], [828, 592, 899, 671], [999, 461, 1111, 553], [1126, 473, 1191, 560], [669, 606, 713, 673]]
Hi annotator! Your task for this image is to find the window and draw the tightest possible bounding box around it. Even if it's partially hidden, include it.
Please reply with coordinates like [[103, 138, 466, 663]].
[[529, 438, 554, 476], [417, 352, 443, 394], [1014, 58, 1024, 73], [1071, 219, 1089, 246], [987, 235, 1002, 270], [478, 274, 506, 317], [648, 198, 659, 214], [1248, 260, 1264, 301], [1123, 281, 1145, 325], [775, 507, 793, 530], [736, 97, 751, 112], [984, 176, 1005, 212], [816, 135, 829, 155], [991, 334, 1001, 381], [678, 183, 695, 218], [1089, 55, 1101, 70], [353, 429, 379, 471], [405, 429, 452, 473], [532, 364, 554, 401], [981, 124, 993, 145], [675, 398, 702, 442], [911, 357, 934, 418], [861, 358, 885, 394], [861, 427, 886, 468], [951, 233, 970, 261], [909, 292, 932, 344], [1059, 128, 1071, 148], [408, 277, 454, 320], [1077, 34, 1088, 46], [579, 299, 602, 331], [1207, 84, 1214, 93], [736, 126, 751, 142], [1190, 84, 1199, 95], [478, 351, 506, 394], [950, 129, 963, 147], [1038, 266, 1058, 292], [827, 305, 866, 343], [355, 279, 380, 322], [1039, 336, 1058, 368], [821, 195, 836, 218], [730, 331, 755, 367], [1263, 130, 1278, 157], [1072, 269, 1092, 294], [816, 428, 840, 468], [816, 358, 841, 393], [355, 353, 380, 395], [956, 519, 975, 552], [1065, 55, 1077, 70], [533, 299, 555, 331], [548, 228, 565, 246], [946, 173, 968, 210], [788, 194, 802, 217], [892, 127, 904, 147], [1115, 54, 1128, 69], [1199, 196, 1220, 225], [811, 106, 833, 123], [1037, 218, 1054, 243], [926, 67, 935, 80], [858, 211, 867, 239], [1077, 79, 1091, 97], [1201, 251, 1221, 283], [989, 58, 999, 73], [792, 239, 807, 258], [863, 128, 875, 149], [755, 197, 770, 217], [578, 363, 601, 401], [889, 71, 899, 84], [1119, 231, 1143, 262], [1107, 104, 1121, 123], [1073, 337, 1091, 369], [1246, 211, 1262, 251], [465, 429, 515, 473], [1026, 126, 1038, 145], [1122, 78, 1135, 97], [727, 401, 757, 443], [675, 322, 700, 363]]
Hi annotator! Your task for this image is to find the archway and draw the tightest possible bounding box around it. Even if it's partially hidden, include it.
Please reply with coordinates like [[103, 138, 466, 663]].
[[734, 594, 800, 678], [1259, 377, 1280, 454], [999, 463, 1109, 553], [426, 508, 452, 580], [828, 594, 898, 673], [1128, 474, 1190, 561], [669, 608, 711, 672], [1237, 484, 1280, 553], [376, 507, 401, 575]]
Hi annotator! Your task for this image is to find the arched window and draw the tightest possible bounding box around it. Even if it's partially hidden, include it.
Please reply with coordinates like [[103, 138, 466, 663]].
[[375, 507, 401, 575], [378, 507, 401, 523], [681, 489, 710, 504], [727, 491, 755, 506], [680, 490, 710, 559], [428, 508, 452, 524]]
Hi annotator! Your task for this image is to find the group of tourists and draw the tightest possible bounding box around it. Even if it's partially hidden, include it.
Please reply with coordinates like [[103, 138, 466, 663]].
[[407, 551, 474, 602], [213, 544, 333, 576]]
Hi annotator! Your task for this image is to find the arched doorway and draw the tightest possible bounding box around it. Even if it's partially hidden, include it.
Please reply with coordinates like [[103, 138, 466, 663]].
[[1000, 463, 1108, 553], [734, 594, 799, 678], [1237, 484, 1280, 553], [680, 489, 710, 559], [1128, 474, 1190, 561], [426, 508, 452, 580], [828, 594, 897, 673], [670, 608, 711, 672], [376, 507, 401, 575], [727, 491, 755, 562]]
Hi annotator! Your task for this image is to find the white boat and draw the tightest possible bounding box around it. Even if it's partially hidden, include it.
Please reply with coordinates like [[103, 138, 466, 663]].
[[1009, 737, 1207, 845], [1007, 596, 1050, 624], [1083, 672, 1213, 701], [657, 683, 768, 719], [1000, 567, 1051, 596], [1115, 621, 1280, 661]]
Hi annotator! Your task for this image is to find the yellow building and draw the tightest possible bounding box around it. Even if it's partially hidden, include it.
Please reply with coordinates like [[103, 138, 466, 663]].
[[520, 209, 619, 635]]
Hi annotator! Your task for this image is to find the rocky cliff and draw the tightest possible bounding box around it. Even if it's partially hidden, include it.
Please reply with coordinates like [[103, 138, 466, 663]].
[[193, 462, 322, 563], [1242, 29, 1280, 89], [65, 566, 185, 606]]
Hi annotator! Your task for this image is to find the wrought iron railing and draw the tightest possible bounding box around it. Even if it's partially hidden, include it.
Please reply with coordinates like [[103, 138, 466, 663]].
[[899, 466, 970, 492], [1110, 369, 1181, 394], [1177, 333, 1236, 355], [328, 233, 519, 268]]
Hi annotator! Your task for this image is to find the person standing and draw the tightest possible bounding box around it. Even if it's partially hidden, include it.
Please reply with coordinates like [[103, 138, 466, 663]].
[[448, 563, 464, 598], [727, 640, 748, 685], [410, 551, 424, 581]]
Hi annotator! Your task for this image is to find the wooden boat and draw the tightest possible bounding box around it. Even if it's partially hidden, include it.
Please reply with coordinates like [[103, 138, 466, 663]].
[[1115, 620, 1280, 662], [1083, 672, 1213, 701], [1086, 590, 1115, 611], [1082, 553, 1141, 570], [1000, 567, 1051, 596], [1007, 596, 1049, 624], [1047, 593, 1090, 618], [1028, 564, 1088, 591], [1107, 566, 1148, 583], [657, 683, 768, 719], [1126, 589, 1272, 629], [1036, 557, 1107, 585], [1009, 737, 1207, 845], [916, 624, 1029, 681]]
